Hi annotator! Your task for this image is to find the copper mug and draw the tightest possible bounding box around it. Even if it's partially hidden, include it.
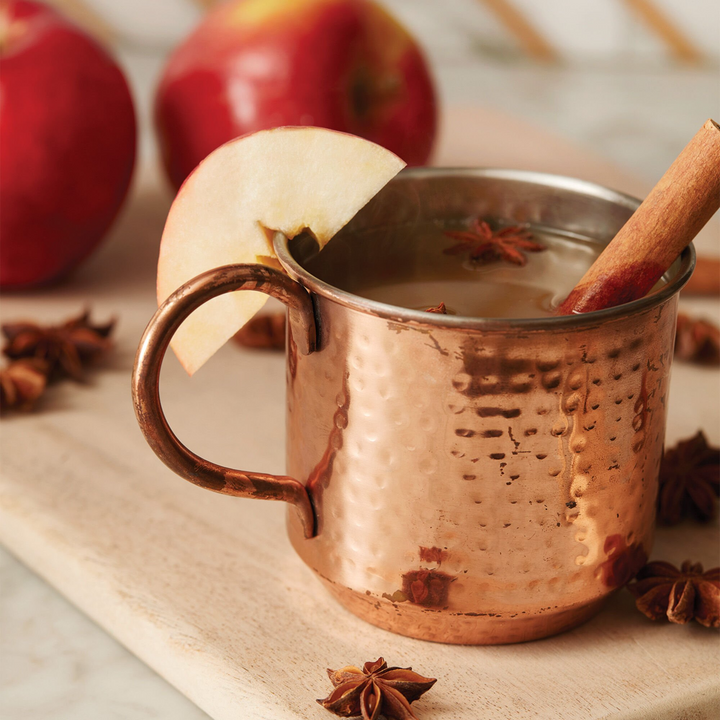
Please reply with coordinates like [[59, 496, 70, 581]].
[[132, 169, 693, 645]]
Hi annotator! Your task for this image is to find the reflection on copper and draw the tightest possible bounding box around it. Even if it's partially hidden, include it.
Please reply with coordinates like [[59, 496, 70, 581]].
[[401, 569, 454, 607], [460, 339, 534, 398], [599, 534, 648, 588], [419, 546, 449, 565], [305, 371, 350, 533], [287, 326, 298, 384]]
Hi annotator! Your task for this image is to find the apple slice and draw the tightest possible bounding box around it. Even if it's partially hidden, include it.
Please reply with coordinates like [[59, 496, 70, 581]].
[[157, 127, 405, 375]]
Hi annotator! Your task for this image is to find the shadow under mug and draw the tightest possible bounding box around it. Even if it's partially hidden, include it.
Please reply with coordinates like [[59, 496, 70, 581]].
[[132, 169, 693, 645]]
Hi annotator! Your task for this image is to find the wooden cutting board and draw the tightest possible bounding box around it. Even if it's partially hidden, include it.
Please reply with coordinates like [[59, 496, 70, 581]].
[[1, 107, 718, 720]]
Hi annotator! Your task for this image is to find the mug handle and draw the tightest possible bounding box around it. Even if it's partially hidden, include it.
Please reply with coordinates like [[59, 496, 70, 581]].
[[132, 264, 317, 538]]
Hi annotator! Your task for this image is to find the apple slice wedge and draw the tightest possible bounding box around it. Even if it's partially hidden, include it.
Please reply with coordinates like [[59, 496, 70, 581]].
[[157, 127, 405, 375]]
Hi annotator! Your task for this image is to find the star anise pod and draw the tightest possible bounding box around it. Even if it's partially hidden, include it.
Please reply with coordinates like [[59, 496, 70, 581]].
[[0, 358, 49, 412], [424, 302, 448, 314], [628, 560, 720, 627], [233, 312, 286, 351], [317, 657, 436, 720], [658, 431, 720, 525], [444, 219, 545, 266], [675, 313, 720, 365], [2, 310, 115, 382]]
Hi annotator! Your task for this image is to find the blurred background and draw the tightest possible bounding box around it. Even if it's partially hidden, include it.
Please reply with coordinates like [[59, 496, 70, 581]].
[[47, 0, 719, 181]]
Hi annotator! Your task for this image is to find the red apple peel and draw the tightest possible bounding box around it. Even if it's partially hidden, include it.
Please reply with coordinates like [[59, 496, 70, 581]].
[[0, 0, 136, 289]]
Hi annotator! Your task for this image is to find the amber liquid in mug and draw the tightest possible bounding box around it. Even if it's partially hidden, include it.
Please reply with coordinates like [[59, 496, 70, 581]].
[[300, 222, 605, 319]]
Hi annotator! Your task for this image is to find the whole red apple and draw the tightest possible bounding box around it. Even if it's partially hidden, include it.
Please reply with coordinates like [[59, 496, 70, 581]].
[[155, 0, 436, 189], [0, 0, 136, 289]]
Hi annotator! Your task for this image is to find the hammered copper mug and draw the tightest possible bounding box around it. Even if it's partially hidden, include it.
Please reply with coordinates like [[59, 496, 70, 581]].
[[132, 169, 693, 645]]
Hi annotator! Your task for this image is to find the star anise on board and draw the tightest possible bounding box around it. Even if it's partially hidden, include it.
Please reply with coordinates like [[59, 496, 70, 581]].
[[657, 431, 720, 525], [2, 310, 115, 381], [424, 302, 448, 314], [0, 359, 49, 412], [675, 313, 720, 365], [628, 560, 720, 627], [233, 312, 286, 350], [444, 219, 545, 266], [317, 657, 436, 720]]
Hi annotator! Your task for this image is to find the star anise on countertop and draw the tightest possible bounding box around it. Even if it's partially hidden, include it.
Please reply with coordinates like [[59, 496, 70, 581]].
[[424, 302, 448, 314], [658, 431, 719, 525], [628, 560, 720, 627], [233, 312, 286, 351], [2, 310, 115, 382], [317, 657, 436, 720], [444, 219, 545, 266], [0, 358, 49, 412], [675, 313, 720, 365]]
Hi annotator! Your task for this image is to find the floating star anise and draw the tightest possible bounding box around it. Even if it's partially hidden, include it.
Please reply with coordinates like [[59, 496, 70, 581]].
[[444, 219, 544, 266], [675, 313, 720, 365], [2, 310, 115, 381], [658, 431, 720, 525], [233, 312, 286, 351], [424, 302, 448, 314], [628, 560, 720, 627], [0, 359, 49, 412], [317, 657, 436, 720]]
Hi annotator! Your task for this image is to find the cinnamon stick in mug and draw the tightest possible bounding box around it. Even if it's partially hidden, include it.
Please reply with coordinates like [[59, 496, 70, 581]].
[[558, 119, 720, 315]]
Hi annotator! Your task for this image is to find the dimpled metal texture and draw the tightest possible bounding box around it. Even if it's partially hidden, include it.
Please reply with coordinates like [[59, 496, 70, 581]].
[[279, 170, 693, 645]]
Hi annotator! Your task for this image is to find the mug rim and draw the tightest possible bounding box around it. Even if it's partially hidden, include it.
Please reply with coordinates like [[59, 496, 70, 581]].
[[274, 167, 695, 330]]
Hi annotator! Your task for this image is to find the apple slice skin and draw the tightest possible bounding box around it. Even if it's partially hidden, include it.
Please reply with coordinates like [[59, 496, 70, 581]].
[[157, 126, 405, 375]]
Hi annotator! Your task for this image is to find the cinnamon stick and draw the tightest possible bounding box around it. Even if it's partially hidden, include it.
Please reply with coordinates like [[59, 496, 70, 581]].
[[558, 120, 720, 315]]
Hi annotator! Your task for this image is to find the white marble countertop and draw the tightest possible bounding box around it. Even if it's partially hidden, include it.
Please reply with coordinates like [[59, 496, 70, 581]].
[[1, 39, 718, 720]]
